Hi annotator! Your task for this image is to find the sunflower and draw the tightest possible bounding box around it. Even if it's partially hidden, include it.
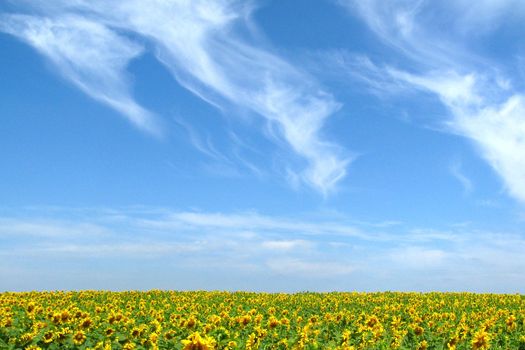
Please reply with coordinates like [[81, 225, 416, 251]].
[[123, 342, 136, 350], [267, 316, 280, 329], [471, 329, 491, 350], [80, 317, 93, 329], [181, 332, 215, 350], [25, 346, 42, 350], [73, 330, 86, 345], [149, 332, 159, 344], [42, 331, 53, 343]]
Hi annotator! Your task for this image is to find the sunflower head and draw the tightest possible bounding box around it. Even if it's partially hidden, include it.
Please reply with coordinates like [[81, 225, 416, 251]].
[[73, 330, 86, 345], [181, 332, 215, 350]]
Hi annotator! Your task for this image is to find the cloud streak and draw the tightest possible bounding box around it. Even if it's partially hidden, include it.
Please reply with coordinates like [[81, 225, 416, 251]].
[[0, 14, 163, 135], [449, 160, 473, 195], [339, 0, 525, 203], [1, 0, 350, 193]]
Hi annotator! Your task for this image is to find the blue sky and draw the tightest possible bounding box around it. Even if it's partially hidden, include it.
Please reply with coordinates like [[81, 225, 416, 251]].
[[1, 0, 525, 292]]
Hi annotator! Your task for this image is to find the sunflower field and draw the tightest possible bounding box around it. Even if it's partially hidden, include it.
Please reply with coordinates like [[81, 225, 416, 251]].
[[1, 291, 524, 350]]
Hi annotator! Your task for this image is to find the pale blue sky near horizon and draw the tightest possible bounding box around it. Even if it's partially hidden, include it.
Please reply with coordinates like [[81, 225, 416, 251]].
[[1, 0, 525, 293]]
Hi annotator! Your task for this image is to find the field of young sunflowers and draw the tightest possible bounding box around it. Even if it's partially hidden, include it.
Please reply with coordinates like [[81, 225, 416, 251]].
[[1, 291, 524, 350]]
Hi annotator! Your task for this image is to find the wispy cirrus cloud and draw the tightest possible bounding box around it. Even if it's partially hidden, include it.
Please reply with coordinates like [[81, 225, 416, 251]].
[[0, 0, 350, 194], [442, 0, 525, 34], [0, 217, 110, 238], [385, 67, 525, 203], [338, 0, 525, 203], [0, 14, 163, 136], [449, 160, 473, 195]]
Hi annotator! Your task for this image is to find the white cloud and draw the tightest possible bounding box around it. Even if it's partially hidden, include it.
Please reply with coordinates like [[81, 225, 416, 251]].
[[449, 160, 473, 195], [389, 69, 525, 202], [1, 0, 350, 193], [266, 258, 353, 276], [453, 96, 525, 202], [261, 239, 312, 251], [387, 69, 482, 107], [174, 117, 231, 163], [118, 0, 350, 193], [390, 247, 447, 269], [137, 211, 368, 239], [448, 0, 525, 33], [0, 14, 162, 135], [339, 0, 525, 204], [30, 242, 201, 257], [0, 218, 110, 238]]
